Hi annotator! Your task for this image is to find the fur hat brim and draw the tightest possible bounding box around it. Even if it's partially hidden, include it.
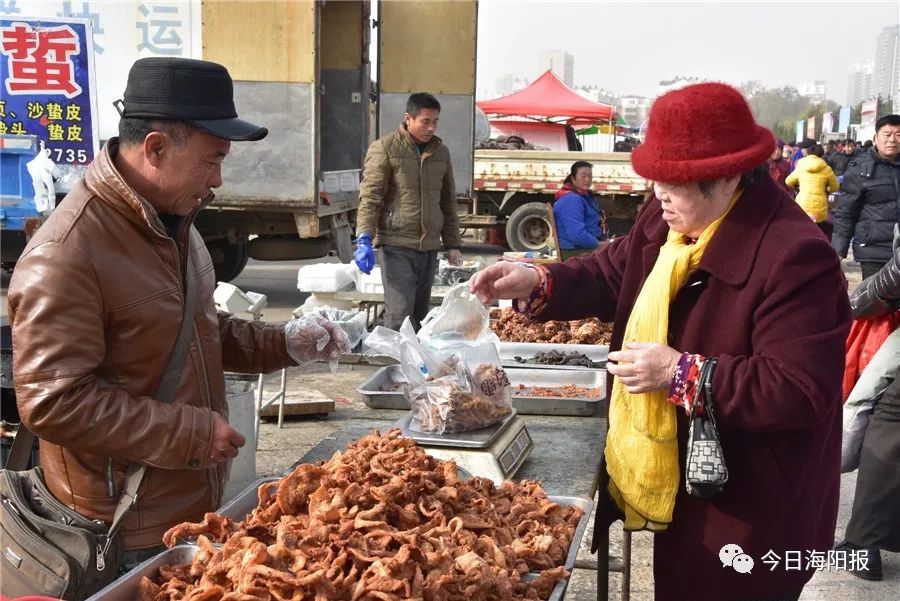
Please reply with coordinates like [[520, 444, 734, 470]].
[[632, 125, 774, 183]]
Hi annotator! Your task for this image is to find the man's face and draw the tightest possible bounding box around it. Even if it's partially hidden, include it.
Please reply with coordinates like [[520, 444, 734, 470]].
[[875, 125, 900, 161], [844, 143, 855, 155], [404, 108, 440, 144], [782, 145, 793, 159], [156, 129, 230, 216]]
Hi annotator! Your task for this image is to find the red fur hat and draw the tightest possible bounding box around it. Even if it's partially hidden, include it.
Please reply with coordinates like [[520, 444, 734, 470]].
[[632, 83, 775, 183]]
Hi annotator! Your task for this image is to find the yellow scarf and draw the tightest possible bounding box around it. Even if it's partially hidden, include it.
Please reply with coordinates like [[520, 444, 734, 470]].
[[606, 189, 743, 531]]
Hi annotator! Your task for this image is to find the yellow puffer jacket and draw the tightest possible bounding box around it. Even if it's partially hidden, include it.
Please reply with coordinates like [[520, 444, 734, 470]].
[[785, 155, 840, 223]]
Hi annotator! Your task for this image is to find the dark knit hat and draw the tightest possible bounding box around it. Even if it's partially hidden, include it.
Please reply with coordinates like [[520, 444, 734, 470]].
[[117, 57, 267, 142], [631, 83, 774, 183]]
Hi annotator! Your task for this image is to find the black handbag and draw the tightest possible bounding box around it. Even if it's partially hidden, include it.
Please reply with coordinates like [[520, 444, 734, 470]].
[[0, 254, 197, 600], [684, 357, 728, 498]]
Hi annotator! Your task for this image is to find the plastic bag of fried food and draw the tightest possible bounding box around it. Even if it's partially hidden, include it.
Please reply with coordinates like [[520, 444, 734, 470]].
[[150, 430, 584, 601], [408, 342, 513, 434]]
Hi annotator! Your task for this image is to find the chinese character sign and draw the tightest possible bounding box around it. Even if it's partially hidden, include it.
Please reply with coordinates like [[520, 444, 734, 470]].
[[822, 112, 834, 134], [795, 120, 805, 144], [806, 116, 816, 140], [0, 16, 98, 165]]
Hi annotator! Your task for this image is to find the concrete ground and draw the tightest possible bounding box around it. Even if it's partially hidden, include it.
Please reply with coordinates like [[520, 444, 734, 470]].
[[1, 246, 895, 601]]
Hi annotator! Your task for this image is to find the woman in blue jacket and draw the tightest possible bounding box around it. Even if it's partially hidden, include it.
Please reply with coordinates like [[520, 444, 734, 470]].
[[553, 160, 608, 258]]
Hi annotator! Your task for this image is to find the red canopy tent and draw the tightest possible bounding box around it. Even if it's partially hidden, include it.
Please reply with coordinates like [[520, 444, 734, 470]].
[[477, 70, 614, 121]]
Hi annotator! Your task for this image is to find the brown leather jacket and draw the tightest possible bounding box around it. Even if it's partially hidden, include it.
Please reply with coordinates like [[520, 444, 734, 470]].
[[7, 140, 295, 549]]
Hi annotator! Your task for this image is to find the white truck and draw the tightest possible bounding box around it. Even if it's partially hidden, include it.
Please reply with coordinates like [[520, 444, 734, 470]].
[[2, 0, 372, 281]]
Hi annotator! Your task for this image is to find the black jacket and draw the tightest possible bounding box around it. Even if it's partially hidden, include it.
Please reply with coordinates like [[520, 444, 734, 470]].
[[830, 152, 856, 176], [851, 242, 900, 319], [832, 148, 900, 263]]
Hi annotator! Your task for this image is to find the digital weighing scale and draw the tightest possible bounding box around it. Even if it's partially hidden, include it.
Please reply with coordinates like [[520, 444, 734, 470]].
[[394, 410, 533, 484]]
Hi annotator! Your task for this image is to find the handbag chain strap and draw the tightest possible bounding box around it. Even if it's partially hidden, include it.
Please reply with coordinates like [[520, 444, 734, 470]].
[[696, 356, 719, 425]]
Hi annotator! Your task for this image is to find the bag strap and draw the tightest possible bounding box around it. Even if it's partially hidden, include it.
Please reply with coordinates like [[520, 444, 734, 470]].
[[5, 423, 36, 472], [105, 251, 198, 545], [696, 357, 719, 425]]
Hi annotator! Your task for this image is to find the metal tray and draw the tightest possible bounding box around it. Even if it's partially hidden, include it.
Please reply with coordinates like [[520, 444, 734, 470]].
[[498, 341, 609, 364], [91, 497, 589, 601], [358, 365, 410, 409], [502, 360, 603, 372], [395, 409, 518, 449], [546, 578, 568, 601], [87, 544, 199, 600], [523, 495, 592, 601], [506, 367, 605, 416], [547, 495, 593, 572]]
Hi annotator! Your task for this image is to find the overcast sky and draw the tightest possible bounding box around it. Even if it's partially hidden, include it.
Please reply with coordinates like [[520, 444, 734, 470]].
[[476, 0, 899, 103]]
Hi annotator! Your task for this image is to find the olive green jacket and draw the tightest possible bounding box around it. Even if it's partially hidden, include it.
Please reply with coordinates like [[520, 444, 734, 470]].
[[356, 126, 460, 251]]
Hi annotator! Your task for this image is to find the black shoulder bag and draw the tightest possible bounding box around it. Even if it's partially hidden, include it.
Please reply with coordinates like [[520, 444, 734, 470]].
[[0, 254, 197, 600], [684, 357, 729, 498]]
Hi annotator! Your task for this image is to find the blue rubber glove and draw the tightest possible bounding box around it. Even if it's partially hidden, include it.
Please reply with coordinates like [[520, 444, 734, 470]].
[[354, 233, 375, 274]]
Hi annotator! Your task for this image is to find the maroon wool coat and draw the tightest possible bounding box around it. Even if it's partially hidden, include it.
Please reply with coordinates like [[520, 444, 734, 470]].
[[542, 175, 852, 600]]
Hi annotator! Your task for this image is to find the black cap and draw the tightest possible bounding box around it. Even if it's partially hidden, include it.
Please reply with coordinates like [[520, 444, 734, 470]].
[[117, 57, 267, 142]]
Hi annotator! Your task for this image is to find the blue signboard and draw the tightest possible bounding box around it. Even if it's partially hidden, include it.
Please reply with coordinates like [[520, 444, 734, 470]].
[[0, 15, 98, 166]]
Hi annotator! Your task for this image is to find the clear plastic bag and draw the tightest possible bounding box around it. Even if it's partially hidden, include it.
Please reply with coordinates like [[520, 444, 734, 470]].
[[418, 283, 496, 344], [408, 349, 512, 435], [300, 306, 369, 350], [364, 284, 512, 433]]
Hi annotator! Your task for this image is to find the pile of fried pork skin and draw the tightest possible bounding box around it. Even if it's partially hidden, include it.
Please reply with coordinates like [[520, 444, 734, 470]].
[[145, 430, 583, 601]]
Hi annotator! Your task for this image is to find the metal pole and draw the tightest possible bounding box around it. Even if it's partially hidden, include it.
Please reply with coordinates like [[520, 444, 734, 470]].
[[277, 368, 288, 428], [622, 531, 632, 601], [253, 372, 264, 449], [597, 524, 609, 601]]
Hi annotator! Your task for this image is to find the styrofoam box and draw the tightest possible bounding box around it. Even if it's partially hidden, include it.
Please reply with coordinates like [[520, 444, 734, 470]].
[[297, 263, 357, 292], [356, 267, 384, 294]]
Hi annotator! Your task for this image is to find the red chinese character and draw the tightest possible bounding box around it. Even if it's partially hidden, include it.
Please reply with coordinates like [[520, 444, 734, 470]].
[[1, 23, 82, 98]]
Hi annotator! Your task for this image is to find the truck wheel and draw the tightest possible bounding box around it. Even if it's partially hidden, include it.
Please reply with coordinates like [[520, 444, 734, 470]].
[[209, 240, 249, 282], [505, 202, 551, 252]]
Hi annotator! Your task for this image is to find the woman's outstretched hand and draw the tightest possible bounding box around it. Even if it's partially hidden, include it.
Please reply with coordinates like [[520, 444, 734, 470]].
[[469, 262, 540, 306]]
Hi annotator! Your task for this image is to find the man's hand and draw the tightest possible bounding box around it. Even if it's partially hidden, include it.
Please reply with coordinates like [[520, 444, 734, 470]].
[[284, 314, 352, 365], [469, 262, 540, 305], [354, 234, 375, 274], [606, 342, 682, 394], [209, 413, 245, 465], [447, 249, 463, 266]]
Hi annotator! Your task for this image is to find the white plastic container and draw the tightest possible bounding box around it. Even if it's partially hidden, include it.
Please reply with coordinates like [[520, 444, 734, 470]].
[[297, 263, 357, 292], [356, 267, 384, 294]]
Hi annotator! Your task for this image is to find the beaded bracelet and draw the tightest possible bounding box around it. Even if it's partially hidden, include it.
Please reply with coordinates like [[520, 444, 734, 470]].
[[513, 264, 552, 317]]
